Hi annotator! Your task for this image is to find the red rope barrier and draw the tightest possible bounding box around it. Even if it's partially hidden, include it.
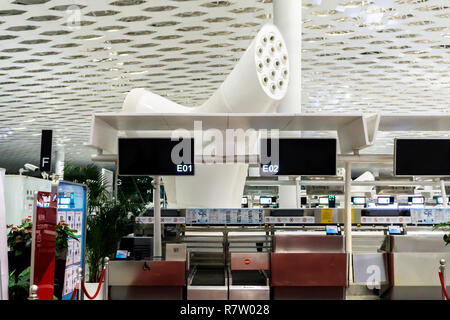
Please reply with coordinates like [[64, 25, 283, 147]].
[[70, 287, 78, 301], [80, 268, 106, 300], [439, 272, 449, 300]]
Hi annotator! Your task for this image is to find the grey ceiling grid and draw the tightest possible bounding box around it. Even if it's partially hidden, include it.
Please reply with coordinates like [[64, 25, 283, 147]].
[[0, 0, 448, 171]]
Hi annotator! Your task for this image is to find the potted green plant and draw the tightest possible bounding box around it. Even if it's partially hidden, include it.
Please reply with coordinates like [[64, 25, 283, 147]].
[[7, 217, 33, 283], [7, 218, 77, 300], [63, 163, 149, 299], [85, 201, 136, 282]]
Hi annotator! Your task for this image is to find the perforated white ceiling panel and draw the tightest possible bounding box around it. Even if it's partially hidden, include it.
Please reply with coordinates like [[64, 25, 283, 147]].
[[0, 0, 448, 172]]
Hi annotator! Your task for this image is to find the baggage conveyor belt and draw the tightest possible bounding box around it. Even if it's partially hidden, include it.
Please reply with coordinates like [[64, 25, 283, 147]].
[[187, 266, 228, 300], [191, 267, 226, 286], [231, 270, 268, 286]]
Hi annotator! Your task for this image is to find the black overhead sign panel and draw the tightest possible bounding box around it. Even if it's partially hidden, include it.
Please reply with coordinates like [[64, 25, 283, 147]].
[[40, 130, 53, 172], [395, 139, 450, 176], [260, 138, 337, 176], [118, 138, 195, 176]]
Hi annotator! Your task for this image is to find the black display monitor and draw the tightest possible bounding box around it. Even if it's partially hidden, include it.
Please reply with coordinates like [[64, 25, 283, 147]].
[[260, 138, 336, 176], [300, 196, 307, 205], [395, 139, 450, 176], [118, 138, 194, 176]]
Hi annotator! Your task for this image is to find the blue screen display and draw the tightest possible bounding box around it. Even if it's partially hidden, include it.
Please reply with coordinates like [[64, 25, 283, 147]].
[[388, 226, 402, 235], [326, 225, 339, 235]]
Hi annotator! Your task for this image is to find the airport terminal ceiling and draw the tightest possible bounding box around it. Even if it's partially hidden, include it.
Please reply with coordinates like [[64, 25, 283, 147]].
[[0, 0, 449, 172]]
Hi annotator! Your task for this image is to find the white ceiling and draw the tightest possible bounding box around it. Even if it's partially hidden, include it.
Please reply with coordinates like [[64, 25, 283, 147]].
[[0, 0, 449, 172]]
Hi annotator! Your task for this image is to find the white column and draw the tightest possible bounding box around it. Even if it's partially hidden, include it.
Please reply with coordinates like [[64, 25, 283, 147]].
[[295, 177, 300, 208], [0, 168, 8, 300], [273, 0, 301, 113], [441, 179, 448, 208], [344, 162, 353, 285], [279, 176, 298, 208], [55, 145, 65, 179], [274, 0, 302, 207], [153, 176, 162, 258]]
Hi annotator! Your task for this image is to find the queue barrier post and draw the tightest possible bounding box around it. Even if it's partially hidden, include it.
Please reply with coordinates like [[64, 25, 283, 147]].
[[104, 257, 109, 300], [76, 267, 83, 301], [440, 259, 447, 301], [28, 284, 39, 300]]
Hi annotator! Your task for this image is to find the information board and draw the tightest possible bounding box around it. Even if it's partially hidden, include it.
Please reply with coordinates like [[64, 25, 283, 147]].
[[410, 208, 450, 224], [57, 181, 87, 300], [186, 209, 264, 225]]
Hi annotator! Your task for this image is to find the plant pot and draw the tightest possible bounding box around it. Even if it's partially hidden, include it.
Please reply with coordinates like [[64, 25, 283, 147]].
[[83, 282, 104, 301], [54, 248, 67, 300]]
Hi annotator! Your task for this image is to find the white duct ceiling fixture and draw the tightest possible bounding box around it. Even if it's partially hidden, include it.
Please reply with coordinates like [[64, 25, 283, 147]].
[[0, 0, 448, 171], [121, 22, 289, 208]]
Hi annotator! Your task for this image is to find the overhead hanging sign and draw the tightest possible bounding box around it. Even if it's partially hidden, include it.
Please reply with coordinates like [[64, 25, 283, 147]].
[[40, 130, 53, 172], [118, 138, 195, 176], [260, 138, 337, 176], [395, 139, 450, 176]]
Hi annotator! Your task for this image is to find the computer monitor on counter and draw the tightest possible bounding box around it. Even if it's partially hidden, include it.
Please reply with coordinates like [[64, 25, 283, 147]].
[[435, 196, 450, 205], [352, 196, 366, 206], [259, 196, 272, 206], [319, 196, 329, 206], [377, 196, 395, 205], [408, 196, 425, 205]]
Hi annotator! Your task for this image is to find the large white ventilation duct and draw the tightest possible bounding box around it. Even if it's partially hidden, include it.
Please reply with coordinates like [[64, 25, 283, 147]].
[[121, 23, 289, 208]]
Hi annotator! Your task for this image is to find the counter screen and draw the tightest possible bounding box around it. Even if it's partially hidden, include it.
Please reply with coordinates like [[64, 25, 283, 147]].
[[377, 196, 392, 205], [352, 197, 366, 205], [118, 138, 195, 176], [319, 197, 329, 205], [259, 197, 272, 205], [436, 196, 449, 205], [388, 226, 402, 235], [410, 196, 424, 204], [395, 139, 450, 176], [326, 225, 339, 235]]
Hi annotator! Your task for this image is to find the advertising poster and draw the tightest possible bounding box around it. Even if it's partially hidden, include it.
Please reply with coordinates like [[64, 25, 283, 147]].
[[57, 181, 87, 300], [30, 192, 58, 300], [185, 209, 264, 225]]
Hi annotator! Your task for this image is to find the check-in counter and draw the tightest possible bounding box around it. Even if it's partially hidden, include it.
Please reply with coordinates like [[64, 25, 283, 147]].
[[187, 266, 228, 300], [386, 233, 450, 300], [228, 252, 270, 300], [109, 260, 185, 300], [271, 234, 347, 300]]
